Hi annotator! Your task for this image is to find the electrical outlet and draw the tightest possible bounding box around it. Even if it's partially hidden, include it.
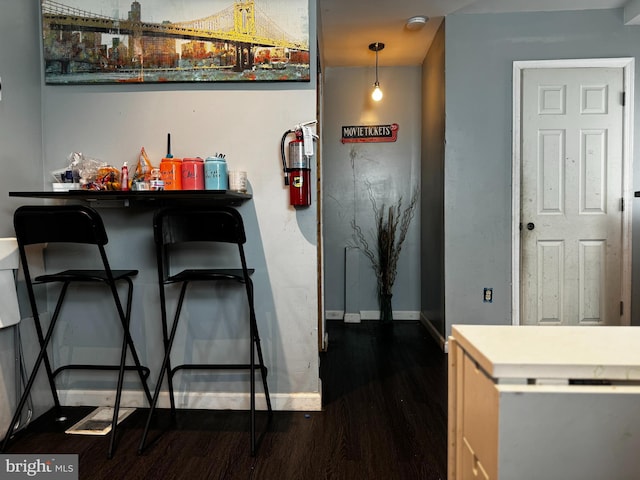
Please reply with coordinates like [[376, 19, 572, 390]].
[[483, 288, 493, 303]]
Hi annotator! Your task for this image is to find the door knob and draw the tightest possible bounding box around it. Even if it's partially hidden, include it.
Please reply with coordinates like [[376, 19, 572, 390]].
[[527, 222, 535, 231]]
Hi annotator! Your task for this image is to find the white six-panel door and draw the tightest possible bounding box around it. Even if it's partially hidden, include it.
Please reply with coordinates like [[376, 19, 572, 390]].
[[520, 66, 626, 326]]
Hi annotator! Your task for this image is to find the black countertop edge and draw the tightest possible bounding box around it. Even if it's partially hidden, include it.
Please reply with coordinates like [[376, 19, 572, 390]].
[[9, 190, 252, 202]]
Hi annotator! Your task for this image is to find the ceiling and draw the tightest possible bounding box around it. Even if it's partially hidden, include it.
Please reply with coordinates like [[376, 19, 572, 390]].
[[318, 0, 630, 67]]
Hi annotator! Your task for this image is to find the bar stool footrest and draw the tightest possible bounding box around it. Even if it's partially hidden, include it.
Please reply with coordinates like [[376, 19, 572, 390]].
[[52, 364, 151, 379], [170, 363, 267, 375]]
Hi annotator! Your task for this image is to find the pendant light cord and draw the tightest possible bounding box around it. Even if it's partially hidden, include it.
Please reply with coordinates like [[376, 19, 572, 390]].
[[375, 45, 379, 85]]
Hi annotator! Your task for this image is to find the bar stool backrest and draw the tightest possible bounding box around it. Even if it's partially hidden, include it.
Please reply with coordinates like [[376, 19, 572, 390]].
[[14, 205, 109, 247], [153, 206, 249, 286], [154, 206, 246, 246]]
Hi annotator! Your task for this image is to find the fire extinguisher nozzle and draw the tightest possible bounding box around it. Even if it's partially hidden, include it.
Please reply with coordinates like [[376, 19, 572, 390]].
[[284, 176, 289, 186]]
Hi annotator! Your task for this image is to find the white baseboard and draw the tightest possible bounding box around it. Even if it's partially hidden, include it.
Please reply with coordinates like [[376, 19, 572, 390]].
[[343, 313, 361, 323], [58, 389, 322, 412], [325, 310, 420, 322], [359, 310, 420, 321]]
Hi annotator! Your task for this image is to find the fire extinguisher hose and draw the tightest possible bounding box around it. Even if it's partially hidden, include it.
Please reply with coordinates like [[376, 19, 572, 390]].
[[280, 129, 295, 186]]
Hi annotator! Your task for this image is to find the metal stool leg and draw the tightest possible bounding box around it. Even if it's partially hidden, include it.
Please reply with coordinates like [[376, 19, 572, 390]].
[[111, 278, 153, 405], [250, 312, 256, 456], [252, 312, 272, 412], [158, 285, 177, 415], [138, 281, 188, 454], [1, 306, 61, 451], [108, 277, 151, 458], [247, 279, 272, 413], [32, 282, 73, 412], [245, 278, 271, 456]]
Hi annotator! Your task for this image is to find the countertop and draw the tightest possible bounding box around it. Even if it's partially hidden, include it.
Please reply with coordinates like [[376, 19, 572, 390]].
[[451, 324, 640, 381], [9, 189, 252, 206]]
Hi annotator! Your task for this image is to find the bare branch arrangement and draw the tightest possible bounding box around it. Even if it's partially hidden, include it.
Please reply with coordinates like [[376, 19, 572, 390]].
[[351, 183, 419, 301]]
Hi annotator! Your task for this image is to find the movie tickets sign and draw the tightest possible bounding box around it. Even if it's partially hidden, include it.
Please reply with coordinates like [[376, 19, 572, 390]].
[[341, 123, 399, 143]]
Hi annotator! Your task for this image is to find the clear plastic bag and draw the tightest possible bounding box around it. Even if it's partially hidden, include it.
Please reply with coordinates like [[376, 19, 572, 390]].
[[130, 147, 153, 190], [61, 152, 120, 190]]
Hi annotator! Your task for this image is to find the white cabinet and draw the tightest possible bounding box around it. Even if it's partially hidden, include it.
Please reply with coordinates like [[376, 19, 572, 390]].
[[0, 238, 20, 329], [448, 325, 640, 480]]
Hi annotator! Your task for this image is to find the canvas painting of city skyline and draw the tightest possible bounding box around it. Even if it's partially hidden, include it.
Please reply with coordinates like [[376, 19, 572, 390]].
[[41, 0, 310, 84]]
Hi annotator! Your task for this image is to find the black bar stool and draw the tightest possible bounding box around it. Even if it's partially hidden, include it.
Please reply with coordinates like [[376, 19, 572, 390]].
[[138, 206, 272, 456], [1, 205, 152, 458]]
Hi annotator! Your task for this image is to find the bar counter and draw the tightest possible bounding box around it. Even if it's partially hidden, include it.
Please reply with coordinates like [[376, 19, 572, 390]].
[[9, 189, 252, 207]]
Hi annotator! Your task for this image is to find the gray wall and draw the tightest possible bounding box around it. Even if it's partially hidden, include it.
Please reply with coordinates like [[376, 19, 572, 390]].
[[0, 1, 43, 228], [0, 0, 47, 438], [421, 22, 446, 341], [322, 66, 421, 319], [444, 8, 640, 338]]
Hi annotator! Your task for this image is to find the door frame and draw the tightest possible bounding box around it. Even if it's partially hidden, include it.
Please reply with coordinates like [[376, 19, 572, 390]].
[[511, 58, 635, 326]]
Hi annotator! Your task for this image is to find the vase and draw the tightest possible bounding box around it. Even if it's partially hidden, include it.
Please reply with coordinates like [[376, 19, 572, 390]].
[[379, 293, 393, 325]]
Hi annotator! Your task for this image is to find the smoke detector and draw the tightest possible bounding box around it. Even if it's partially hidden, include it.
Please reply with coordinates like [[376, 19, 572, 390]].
[[406, 16, 428, 31]]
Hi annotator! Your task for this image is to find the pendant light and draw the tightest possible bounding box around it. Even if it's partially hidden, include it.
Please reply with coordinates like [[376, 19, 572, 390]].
[[369, 42, 385, 102]]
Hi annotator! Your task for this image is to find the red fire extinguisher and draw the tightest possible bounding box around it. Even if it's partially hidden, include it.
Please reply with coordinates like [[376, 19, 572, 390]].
[[280, 121, 317, 207]]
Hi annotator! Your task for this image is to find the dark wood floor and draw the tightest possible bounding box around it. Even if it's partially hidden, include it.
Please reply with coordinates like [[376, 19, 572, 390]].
[[3, 320, 448, 480]]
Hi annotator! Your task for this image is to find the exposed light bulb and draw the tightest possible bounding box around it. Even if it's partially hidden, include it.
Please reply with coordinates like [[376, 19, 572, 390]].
[[369, 42, 385, 102], [372, 83, 383, 101]]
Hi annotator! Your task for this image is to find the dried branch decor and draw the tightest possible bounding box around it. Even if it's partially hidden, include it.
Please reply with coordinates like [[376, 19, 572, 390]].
[[352, 183, 419, 323]]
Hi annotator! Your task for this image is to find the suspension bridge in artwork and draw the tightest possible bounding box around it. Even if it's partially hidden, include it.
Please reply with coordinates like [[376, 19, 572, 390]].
[[41, 0, 309, 78], [42, 0, 308, 50]]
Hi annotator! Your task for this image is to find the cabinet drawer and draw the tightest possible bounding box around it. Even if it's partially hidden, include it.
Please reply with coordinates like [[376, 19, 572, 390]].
[[462, 351, 498, 479]]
